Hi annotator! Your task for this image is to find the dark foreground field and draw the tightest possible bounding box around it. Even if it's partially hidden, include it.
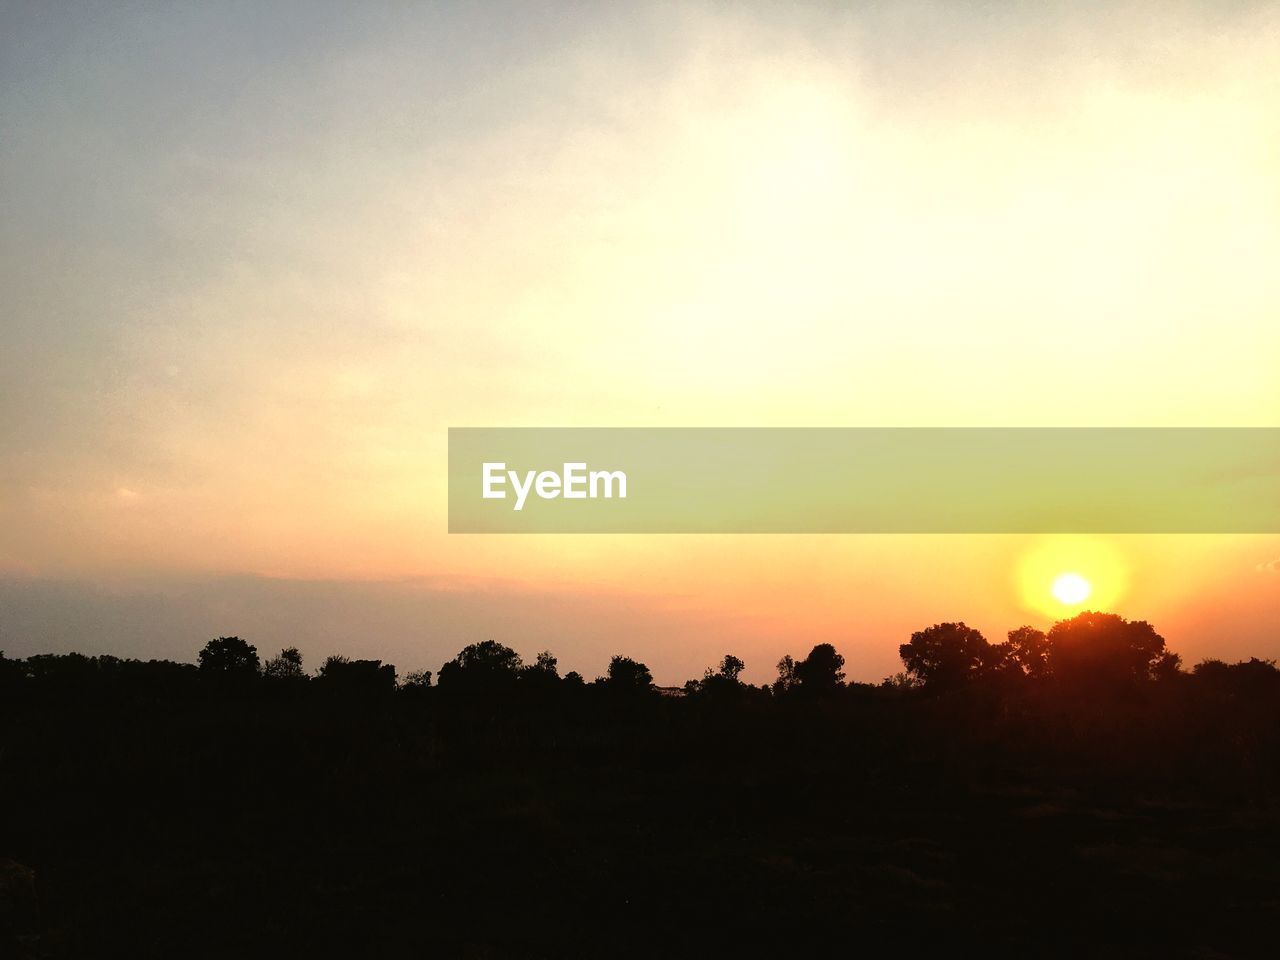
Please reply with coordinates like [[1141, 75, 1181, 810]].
[[4, 658, 1280, 959]]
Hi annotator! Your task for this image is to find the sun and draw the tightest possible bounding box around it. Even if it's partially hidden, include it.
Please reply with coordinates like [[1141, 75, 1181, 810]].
[[1016, 536, 1127, 619], [1051, 572, 1092, 606]]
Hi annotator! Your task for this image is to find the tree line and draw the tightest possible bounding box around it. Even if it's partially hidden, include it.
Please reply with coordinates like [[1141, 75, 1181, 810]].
[[3, 609, 1276, 704]]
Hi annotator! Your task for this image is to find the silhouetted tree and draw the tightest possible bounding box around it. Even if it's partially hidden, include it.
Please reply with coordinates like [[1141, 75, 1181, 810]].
[[22, 652, 97, 692], [1045, 612, 1178, 686], [899, 622, 992, 688], [1193, 657, 1280, 698], [716, 654, 745, 682], [401, 669, 433, 690], [880, 671, 922, 690], [263, 646, 305, 680], [773, 654, 798, 694], [602, 655, 653, 693], [316, 656, 396, 696], [0, 651, 20, 701], [688, 653, 748, 697], [794, 643, 846, 692], [1006, 626, 1050, 679], [197, 636, 260, 681], [398, 669, 433, 703], [521, 650, 561, 689], [437, 640, 523, 695]]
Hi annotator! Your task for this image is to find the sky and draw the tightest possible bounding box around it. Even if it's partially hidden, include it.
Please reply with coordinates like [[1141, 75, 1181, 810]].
[[2, 1, 1278, 684]]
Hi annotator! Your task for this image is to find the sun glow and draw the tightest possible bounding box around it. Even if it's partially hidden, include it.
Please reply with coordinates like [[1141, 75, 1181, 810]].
[[1018, 537, 1128, 619]]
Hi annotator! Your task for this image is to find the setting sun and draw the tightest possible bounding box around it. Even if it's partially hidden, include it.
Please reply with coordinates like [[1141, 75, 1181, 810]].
[[1018, 536, 1128, 619], [1052, 572, 1092, 606]]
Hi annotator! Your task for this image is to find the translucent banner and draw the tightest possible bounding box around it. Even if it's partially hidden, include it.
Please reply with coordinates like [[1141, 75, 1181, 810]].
[[448, 428, 1280, 533]]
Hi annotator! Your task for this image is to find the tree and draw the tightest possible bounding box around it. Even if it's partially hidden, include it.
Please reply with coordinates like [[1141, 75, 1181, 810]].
[[773, 655, 798, 694], [316, 656, 396, 696], [899, 623, 992, 688], [436, 640, 523, 694], [1045, 611, 1176, 686], [716, 654, 745, 683], [197, 636, 260, 680], [518, 649, 561, 693], [1006, 626, 1050, 679], [1193, 657, 1280, 697], [881, 671, 922, 690], [400, 669, 433, 690], [0, 651, 20, 699], [793, 643, 846, 692], [689, 654, 747, 698], [263, 646, 305, 680], [603, 655, 653, 693]]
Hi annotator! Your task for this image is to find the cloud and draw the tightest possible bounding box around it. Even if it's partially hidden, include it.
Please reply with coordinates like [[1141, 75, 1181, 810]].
[[1257, 558, 1280, 574]]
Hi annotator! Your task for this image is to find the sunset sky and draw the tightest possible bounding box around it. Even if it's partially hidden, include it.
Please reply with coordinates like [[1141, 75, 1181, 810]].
[[2, 1, 1278, 683]]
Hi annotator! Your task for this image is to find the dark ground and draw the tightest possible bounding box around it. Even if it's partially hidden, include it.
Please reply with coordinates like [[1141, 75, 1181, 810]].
[[3, 668, 1280, 958]]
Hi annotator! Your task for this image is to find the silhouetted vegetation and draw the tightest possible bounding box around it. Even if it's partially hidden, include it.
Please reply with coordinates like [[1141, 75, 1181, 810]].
[[2, 611, 1280, 956], [197, 635, 260, 681], [262, 646, 305, 681]]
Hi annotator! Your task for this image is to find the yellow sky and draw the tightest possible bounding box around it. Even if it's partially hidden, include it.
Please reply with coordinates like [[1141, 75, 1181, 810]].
[[1, 2, 1278, 680]]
